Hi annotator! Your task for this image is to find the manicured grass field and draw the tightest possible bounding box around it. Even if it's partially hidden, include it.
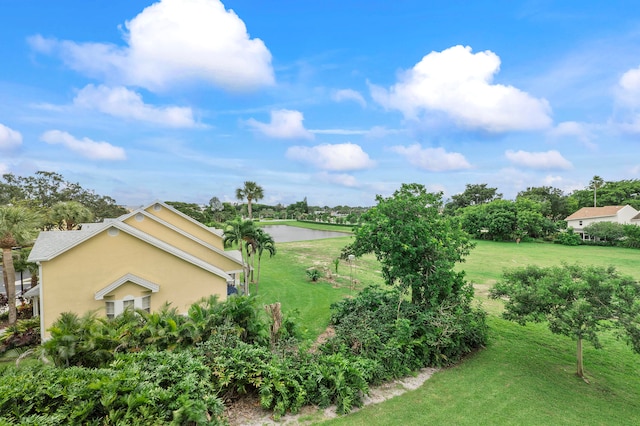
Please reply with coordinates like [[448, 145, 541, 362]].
[[254, 229, 640, 425]]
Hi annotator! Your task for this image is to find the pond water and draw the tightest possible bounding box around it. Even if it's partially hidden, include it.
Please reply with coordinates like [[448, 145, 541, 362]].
[[261, 225, 351, 243]]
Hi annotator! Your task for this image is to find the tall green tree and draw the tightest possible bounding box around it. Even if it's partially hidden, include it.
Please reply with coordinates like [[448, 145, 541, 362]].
[[235, 181, 264, 219], [345, 183, 475, 307], [0, 206, 42, 324], [223, 218, 257, 295], [49, 201, 94, 230], [444, 183, 502, 215], [517, 186, 571, 221], [252, 228, 276, 294], [490, 263, 640, 379], [589, 175, 605, 207]]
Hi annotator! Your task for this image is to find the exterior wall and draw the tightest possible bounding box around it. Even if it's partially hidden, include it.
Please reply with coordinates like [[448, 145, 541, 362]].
[[122, 214, 242, 273], [40, 229, 227, 338], [144, 203, 224, 249], [616, 205, 640, 224]]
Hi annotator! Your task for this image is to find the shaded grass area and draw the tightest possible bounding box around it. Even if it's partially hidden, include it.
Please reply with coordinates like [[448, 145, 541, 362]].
[[324, 317, 640, 426]]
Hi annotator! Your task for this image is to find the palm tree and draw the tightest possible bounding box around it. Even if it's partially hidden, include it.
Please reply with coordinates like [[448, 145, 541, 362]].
[[253, 228, 276, 294], [0, 206, 42, 324], [223, 218, 257, 295], [236, 181, 264, 219], [49, 201, 94, 230], [589, 176, 604, 207]]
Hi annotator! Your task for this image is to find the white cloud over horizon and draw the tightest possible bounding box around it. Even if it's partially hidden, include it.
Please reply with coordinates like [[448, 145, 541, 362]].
[[390, 144, 471, 172], [286, 143, 375, 171], [505, 149, 572, 170], [246, 109, 314, 139], [370, 45, 553, 133], [40, 130, 127, 160], [28, 0, 274, 92], [317, 171, 359, 187], [0, 123, 23, 150], [74, 85, 198, 127]]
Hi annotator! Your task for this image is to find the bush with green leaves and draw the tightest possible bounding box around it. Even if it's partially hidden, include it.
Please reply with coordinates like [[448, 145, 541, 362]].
[[555, 228, 582, 246], [0, 317, 40, 355], [43, 295, 269, 367], [323, 285, 488, 381], [0, 350, 225, 425], [306, 268, 321, 282]]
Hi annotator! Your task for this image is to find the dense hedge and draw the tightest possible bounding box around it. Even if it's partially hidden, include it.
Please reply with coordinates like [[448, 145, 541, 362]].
[[1, 286, 488, 422], [322, 285, 488, 383]]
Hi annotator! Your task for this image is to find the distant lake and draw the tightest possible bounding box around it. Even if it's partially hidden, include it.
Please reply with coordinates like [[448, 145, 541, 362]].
[[261, 225, 351, 243]]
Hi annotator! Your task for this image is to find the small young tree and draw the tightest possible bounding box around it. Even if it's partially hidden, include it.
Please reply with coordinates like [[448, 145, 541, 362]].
[[490, 263, 640, 379]]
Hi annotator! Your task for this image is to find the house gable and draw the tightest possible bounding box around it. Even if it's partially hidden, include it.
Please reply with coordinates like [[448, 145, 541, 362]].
[[121, 210, 243, 273], [95, 273, 159, 300], [142, 202, 224, 249]]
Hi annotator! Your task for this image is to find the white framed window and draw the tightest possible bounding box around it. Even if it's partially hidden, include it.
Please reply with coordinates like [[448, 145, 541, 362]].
[[123, 299, 135, 311], [142, 295, 151, 313], [105, 296, 151, 319], [106, 301, 115, 319]]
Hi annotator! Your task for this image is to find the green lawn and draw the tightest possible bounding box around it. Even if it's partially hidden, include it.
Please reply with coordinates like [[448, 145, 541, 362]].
[[252, 231, 640, 425]]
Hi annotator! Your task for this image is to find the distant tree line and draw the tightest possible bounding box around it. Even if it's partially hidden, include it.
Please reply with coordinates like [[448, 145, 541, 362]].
[[442, 179, 640, 245], [0, 171, 128, 226]]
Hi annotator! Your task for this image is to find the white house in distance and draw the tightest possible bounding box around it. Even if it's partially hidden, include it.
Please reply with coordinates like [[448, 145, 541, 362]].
[[565, 205, 640, 239]]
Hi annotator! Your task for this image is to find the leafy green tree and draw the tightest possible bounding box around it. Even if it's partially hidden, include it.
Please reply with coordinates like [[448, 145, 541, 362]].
[[621, 224, 640, 248], [517, 186, 571, 221], [569, 179, 640, 210], [345, 183, 475, 307], [49, 201, 94, 230], [236, 181, 264, 219], [0, 171, 127, 220], [444, 183, 502, 215], [0, 206, 42, 324], [583, 221, 625, 244], [490, 264, 640, 379], [252, 228, 276, 294]]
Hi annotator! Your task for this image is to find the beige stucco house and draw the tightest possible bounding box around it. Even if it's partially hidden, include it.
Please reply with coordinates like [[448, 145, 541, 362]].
[[27, 201, 244, 340], [565, 205, 640, 239]]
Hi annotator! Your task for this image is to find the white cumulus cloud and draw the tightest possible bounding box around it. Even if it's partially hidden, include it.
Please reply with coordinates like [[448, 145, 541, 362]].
[[390, 144, 471, 172], [41, 130, 126, 160], [74, 85, 197, 127], [246, 109, 314, 140], [505, 149, 572, 170], [286, 143, 375, 171], [317, 172, 359, 187], [370, 45, 552, 133], [29, 0, 274, 92], [332, 89, 366, 107], [0, 124, 22, 150]]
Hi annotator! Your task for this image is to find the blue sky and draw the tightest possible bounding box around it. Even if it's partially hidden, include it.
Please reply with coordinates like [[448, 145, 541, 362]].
[[2, 0, 640, 208]]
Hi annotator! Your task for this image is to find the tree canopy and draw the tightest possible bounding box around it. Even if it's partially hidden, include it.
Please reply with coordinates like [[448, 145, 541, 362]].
[[490, 263, 640, 379], [345, 183, 475, 307], [0, 171, 127, 222]]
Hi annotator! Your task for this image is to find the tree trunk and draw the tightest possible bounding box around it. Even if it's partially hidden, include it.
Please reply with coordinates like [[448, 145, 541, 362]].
[[255, 255, 262, 295], [576, 337, 584, 378], [2, 247, 17, 324]]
